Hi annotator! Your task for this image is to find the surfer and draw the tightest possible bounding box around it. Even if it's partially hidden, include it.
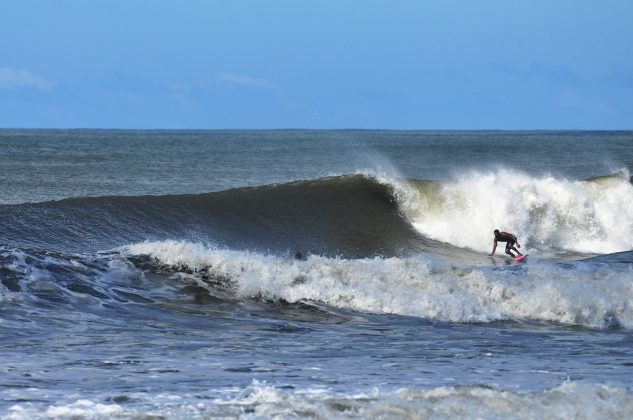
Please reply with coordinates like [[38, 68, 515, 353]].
[[489, 229, 523, 258]]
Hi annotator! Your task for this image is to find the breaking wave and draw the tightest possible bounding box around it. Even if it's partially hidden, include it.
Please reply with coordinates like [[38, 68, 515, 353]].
[[4, 240, 632, 330], [1, 169, 631, 258], [401, 169, 633, 255], [123, 240, 633, 329]]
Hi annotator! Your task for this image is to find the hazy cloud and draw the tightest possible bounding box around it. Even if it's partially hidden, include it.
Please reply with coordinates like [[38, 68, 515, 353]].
[[165, 73, 291, 109], [216, 73, 289, 105], [0, 67, 54, 91], [488, 62, 583, 88], [558, 90, 612, 116], [216, 73, 277, 90]]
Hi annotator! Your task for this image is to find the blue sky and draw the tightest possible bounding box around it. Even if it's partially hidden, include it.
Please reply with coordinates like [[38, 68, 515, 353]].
[[1, 1, 632, 129]]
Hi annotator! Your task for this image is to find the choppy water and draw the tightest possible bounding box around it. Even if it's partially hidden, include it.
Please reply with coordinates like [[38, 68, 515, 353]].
[[1, 129, 633, 418]]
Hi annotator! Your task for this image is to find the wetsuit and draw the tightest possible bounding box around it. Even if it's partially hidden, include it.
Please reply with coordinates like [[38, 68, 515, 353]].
[[492, 231, 521, 257]]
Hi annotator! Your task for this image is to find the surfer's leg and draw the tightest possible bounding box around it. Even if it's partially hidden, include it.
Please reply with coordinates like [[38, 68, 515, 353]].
[[508, 242, 522, 256], [505, 243, 516, 257]]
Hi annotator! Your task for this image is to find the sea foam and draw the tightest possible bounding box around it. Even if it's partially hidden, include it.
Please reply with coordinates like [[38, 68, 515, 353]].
[[389, 169, 633, 255], [124, 241, 633, 329], [6, 381, 632, 419], [211, 380, 633, 419]]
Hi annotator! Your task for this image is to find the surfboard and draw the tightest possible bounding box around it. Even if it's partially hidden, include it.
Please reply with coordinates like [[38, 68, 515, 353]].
[[514, 255, 527, 262]]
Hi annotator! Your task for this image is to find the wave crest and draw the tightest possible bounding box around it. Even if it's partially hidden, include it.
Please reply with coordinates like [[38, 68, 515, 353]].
[[400, 169, 633, 255]]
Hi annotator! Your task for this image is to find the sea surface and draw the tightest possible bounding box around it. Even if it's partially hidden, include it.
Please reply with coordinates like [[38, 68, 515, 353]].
[[1, 129, 633, 418]]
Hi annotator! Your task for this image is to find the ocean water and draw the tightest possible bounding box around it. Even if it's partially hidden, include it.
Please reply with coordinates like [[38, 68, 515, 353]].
[[1, 129, 633, 418]]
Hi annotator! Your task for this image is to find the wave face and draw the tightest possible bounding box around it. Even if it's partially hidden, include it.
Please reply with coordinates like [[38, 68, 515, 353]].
[[123, 240, 633, 329], [402, 170, 633, 255], [0, 174, 426, 258]]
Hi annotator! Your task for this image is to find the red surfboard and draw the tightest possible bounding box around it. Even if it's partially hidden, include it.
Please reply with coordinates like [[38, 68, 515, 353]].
[[514, 255, 527, 262]]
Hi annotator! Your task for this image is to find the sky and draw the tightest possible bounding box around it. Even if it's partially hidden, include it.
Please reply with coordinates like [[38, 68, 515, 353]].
[[1, 0, 632, 129]]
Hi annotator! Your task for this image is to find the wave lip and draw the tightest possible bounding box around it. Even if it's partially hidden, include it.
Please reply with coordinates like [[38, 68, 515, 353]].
[[123, 241, 633, 329]]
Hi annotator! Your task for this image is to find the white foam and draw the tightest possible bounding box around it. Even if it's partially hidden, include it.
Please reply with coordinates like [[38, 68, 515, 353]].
[[221, 380, 633, 419], [124, 241, 633, 329], [392, 169, 633, 255], [7, 381, 632, 418], [7, 400, 124, 419]]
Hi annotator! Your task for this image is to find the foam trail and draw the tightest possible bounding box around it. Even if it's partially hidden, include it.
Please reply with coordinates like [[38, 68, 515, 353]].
[[124, 241, 633, 329], [7, 381, 632, 418], [396, 169, 633, 255], [210, 381, 633, 419]]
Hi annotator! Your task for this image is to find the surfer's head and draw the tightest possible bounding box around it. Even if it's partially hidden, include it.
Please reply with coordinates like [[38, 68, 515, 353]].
[[494, 229, 500, 236]]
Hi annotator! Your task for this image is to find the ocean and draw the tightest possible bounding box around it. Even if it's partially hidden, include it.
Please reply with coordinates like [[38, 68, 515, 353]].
[[1, 129, 633, 418]]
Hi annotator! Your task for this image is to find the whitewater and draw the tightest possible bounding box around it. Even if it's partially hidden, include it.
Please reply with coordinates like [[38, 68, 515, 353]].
[[1, 129, 633, 418], [403, 169, 633, 255], [123, 239, 633, 329]]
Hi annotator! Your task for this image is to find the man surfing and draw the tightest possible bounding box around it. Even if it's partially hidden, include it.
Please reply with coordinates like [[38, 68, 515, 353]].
[[489, 229, 523, 258]]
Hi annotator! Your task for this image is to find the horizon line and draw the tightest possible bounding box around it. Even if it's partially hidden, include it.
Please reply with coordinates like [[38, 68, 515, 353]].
[[1, 127, 632, 132]]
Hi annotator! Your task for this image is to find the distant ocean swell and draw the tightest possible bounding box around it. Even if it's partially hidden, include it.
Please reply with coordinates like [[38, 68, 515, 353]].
[[7, 381, 633, 418]]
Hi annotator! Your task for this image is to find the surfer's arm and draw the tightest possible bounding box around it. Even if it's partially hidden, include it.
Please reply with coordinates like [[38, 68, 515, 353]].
[[489, 240, 497, 256]]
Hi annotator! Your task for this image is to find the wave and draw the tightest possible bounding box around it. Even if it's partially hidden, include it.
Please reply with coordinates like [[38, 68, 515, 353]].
[[122, 241, 633, 329], [6, 381, 633, 418], [0, 174, 425, 258], [1, 169, 631, 258]]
